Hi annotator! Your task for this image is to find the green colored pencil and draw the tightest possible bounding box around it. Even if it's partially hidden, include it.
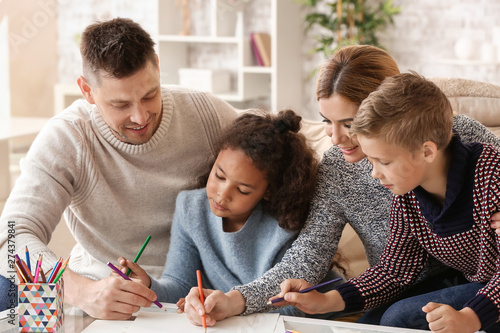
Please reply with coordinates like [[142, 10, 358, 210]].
[[126, 235, 151, 276]]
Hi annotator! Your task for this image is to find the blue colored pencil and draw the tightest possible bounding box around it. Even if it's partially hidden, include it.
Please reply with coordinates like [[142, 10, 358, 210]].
[[25, 246, 31, 272]]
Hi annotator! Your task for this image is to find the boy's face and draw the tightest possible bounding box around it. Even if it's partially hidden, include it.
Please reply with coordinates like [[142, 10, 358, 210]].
[[319, 94, 365, 163], [79, 61, 163, 145], [206, 148, 269, 230], [358, 135, 427, 196]]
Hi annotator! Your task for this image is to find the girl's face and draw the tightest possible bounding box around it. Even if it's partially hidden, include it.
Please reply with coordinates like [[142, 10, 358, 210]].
[[319, 94, 366, 163], [206, 148, 269, 231]]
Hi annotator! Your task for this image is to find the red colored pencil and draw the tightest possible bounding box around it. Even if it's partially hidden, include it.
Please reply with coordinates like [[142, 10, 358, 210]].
[[47, 258, 62, 283]]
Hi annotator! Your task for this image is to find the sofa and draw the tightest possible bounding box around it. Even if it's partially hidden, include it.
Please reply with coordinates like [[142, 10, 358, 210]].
[[299, 77, 500, 279]]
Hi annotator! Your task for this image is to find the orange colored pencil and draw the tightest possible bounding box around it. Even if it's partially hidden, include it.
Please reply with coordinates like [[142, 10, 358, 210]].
[[196, 270, 207, 333], [17, 256, 34, 282], [14, 261, 27, 283]]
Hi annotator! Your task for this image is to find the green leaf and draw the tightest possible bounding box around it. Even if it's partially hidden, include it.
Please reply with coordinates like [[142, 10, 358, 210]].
[[301, 0, 401, 59]]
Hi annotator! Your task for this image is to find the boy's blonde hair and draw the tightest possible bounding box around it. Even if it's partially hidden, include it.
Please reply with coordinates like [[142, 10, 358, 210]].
[[350, 72, 453, 152]]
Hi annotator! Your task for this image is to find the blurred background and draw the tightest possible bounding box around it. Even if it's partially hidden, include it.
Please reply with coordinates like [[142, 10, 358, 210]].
[[1, 0, 499, 256]]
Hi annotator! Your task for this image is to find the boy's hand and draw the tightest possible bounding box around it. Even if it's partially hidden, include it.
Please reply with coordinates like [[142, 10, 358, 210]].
[[490, 211, 500, 235], [270, 279, 345, 314], [182, 288, 245, 326], [423, 302, 481, 333], [115, 257, 151, 288]]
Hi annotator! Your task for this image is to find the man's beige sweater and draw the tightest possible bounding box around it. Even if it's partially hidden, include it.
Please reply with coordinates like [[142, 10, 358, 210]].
[[0, 86, 237, 280]]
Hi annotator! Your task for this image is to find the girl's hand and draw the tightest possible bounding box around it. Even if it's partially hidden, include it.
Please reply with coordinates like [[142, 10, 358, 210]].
[[176, 298, 186, 312], [115, 257, 152, 288], [183, 288, 245, 326], [270, 279, 345, 314]]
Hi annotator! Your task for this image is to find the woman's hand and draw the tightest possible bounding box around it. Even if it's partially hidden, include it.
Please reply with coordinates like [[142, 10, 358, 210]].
[[270, 279, 345, 314]]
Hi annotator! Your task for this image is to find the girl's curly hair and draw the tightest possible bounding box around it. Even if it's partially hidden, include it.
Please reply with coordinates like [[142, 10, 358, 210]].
[[214, 109, 319, 231]]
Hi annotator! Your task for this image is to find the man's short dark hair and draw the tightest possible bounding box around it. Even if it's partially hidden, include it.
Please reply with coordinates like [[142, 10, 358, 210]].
[[80, 18, 157, 85]]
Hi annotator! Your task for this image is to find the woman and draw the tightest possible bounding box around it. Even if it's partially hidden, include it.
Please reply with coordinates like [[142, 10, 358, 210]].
[[181, 45, 500, 327]]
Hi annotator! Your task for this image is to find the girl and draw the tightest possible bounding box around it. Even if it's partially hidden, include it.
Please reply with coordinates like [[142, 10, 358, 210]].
[[117, 109, 326, 317]]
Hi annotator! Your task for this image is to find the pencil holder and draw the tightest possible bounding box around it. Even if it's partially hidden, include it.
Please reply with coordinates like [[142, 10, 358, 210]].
[[18, 278, 64, 332]]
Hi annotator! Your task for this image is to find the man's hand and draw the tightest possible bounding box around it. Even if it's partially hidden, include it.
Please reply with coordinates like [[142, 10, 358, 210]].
[[116, 257, 151, 288], [270, 279, 345, 314], [182, 288, 246, 326], [423, 302, 481, 333], [64, 269, 158, 319]]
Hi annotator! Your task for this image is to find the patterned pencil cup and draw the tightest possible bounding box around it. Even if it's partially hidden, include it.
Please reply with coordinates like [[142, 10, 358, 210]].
[[18, 279, 64, 332]]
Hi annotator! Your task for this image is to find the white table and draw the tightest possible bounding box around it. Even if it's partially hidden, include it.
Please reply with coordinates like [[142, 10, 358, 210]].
[[0, 117, 50, 202], [1, 305, 430, 333]]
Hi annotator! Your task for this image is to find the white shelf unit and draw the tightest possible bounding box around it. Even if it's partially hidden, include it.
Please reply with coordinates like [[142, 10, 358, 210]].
[[156, 0, 304, 112]]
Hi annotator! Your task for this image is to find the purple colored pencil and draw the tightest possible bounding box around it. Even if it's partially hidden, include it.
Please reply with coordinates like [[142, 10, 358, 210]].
[[107, 262, 166, 311], [268, 277, 343, 304]]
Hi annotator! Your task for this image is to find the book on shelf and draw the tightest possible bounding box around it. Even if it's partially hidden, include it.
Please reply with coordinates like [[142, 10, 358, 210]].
[[250, 33, 264, 66], [250, 32, 271, 67]]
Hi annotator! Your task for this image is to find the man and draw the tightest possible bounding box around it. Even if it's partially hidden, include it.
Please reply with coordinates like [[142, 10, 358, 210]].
[[0, 18, 237, 319]]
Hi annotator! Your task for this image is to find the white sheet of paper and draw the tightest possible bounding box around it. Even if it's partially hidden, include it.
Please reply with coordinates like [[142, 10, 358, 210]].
[[81, 318, 136, 333], [279, 315, 432, 333], [132, 310, 280, 332]]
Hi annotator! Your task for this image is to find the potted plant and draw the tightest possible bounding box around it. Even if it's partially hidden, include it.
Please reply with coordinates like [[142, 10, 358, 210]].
[[300, 0, 401, 58]]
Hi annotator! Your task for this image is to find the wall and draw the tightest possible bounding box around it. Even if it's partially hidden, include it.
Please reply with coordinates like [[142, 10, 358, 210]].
[[381, 0, 500, 84], [56, 0, 271, 84], [1, 0, 58, 118], [302, 0, 500, 121], [0, 16, 9, 119], [19, 0, 500, 120], [57, 0, 157, 85]]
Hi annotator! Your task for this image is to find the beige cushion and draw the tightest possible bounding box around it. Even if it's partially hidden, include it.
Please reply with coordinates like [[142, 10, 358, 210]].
[[300, 118, 332, 157], [430, 77, 500, 127]]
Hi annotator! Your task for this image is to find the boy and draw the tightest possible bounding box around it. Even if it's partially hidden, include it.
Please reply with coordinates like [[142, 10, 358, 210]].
[[272, 72, 500, 333]]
